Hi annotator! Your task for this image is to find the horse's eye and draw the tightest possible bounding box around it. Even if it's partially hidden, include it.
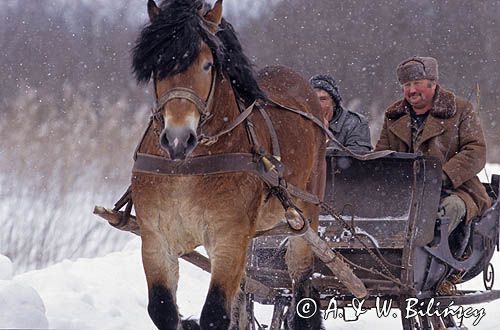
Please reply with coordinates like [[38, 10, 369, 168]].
[[203, 62, 213, 71]]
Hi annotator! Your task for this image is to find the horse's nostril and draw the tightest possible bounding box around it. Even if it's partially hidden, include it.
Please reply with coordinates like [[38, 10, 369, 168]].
[[187, 132, 197, 148], [160, 132, 169, 149], [159, 128, 197, 158]]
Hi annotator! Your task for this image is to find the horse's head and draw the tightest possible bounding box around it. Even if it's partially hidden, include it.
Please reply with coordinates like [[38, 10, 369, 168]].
[[132, 0, 264, 160], [133, 0, 223, 160]]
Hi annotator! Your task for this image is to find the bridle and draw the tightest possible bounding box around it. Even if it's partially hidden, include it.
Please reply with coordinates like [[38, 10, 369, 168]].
[[150, 67, 258, 147], [151, 68, 217, 134]]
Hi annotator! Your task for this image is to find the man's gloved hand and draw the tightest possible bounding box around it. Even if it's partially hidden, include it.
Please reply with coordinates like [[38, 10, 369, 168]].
[[437, 195, 466, 233]]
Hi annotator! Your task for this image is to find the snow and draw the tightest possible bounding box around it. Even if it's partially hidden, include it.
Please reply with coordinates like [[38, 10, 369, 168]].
[[0, 281, 49, 329], [0, 243, 497, 330], [1, 241, 500, 329], [0, 255, 13, 281], [0, 0, 280, 26], [0, 239, 156, 330]]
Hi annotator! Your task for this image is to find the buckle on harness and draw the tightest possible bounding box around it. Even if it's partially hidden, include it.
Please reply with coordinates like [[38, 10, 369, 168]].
[[261, 156, 276, 172]]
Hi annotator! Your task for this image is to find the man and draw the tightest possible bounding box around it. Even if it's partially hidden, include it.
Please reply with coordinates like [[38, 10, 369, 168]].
[[375, 56, 491, 237], [310, 74, 372, 153]]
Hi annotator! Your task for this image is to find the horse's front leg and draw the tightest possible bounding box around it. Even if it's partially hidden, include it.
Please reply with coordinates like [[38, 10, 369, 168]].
[[140, 225, 184, 330], [200, 225, 252, 330]]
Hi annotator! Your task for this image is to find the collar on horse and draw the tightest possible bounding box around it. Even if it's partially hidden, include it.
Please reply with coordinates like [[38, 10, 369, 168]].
[[133, 152, 320, 206]]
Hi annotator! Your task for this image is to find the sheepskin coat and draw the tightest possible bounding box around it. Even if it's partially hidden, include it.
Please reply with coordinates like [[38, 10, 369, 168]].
[[375, 86, 491, 221]]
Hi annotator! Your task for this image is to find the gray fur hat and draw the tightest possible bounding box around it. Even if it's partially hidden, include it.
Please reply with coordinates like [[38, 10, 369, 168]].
[[309, 74, 342, 107], [396, 56, 439, 84]]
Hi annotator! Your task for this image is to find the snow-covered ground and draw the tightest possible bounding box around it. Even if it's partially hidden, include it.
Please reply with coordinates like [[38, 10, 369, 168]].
[[1, 164, 499, 329], [1, 239, 500, 329]]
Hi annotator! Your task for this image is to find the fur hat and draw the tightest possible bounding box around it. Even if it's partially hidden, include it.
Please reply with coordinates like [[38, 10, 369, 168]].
[[396, 56, 439, 84], [309, 74, 342, 107]]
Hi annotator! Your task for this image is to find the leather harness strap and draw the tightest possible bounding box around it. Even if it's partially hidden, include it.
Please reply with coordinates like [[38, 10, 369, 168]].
[[239, 99, 262, 152], [198, 100, 256, 146], [133, 118, 153, 161], [265, 98, 395, 161], [134, 152, 255, 176], [256, 103, 281, 160], [153, 70, 217, 119], [155, 88, 208, 115]]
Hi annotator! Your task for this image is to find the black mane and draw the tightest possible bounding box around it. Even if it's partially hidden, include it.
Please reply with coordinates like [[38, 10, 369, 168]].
[[132, 0, 264, 103]]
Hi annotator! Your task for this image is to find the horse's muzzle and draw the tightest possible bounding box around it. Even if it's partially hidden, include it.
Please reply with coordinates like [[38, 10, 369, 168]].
[[160, 127, 198, 160]]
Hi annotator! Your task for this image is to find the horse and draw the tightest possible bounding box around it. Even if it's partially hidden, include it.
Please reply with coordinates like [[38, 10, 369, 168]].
[[130, 0, 326, 329]]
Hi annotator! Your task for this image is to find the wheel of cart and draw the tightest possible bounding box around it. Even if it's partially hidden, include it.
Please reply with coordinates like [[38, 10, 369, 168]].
[[245, 152, 500, 330]]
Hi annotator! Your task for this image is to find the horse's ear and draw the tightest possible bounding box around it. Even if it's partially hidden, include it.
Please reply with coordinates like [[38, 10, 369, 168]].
[[148, 0, 160, 23], [204, 0, 223, 31]]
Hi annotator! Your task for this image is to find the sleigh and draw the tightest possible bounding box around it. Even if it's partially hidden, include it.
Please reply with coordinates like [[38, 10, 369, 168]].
[[244, 152, 500, 329]]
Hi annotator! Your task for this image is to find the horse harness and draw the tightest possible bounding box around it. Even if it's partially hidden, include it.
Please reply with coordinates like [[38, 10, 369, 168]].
[[109, 71, 407, 289], [115, 71, 393, 237]]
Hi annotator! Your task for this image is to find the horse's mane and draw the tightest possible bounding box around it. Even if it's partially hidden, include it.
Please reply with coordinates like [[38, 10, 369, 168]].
[[132, 0, 265, 103]]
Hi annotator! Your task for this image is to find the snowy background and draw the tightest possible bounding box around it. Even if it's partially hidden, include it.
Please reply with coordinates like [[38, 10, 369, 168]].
[[1, 0, 500, 329]]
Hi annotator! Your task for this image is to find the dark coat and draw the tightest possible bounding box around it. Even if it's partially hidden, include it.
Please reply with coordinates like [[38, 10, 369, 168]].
[[327, 107, 372, 153], [375, 86, 491, 221]]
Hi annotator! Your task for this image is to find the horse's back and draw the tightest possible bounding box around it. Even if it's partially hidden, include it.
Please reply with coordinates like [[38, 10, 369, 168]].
[[257, 65, 322, 119], [256, 65, 325, 183]]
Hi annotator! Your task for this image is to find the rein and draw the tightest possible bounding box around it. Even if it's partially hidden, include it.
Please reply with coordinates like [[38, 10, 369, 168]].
[[136, 68, 394, 201], [129, 69, 394, 237], [263, 98, 394, 161]]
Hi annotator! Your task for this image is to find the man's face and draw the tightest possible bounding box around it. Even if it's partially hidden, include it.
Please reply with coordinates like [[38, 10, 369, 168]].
[[402, 79, 437, 111], [315, 89, 335, 125]]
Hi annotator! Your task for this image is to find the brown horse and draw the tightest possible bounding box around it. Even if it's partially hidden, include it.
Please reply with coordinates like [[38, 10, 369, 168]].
[[131, 1, 326, 329]]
